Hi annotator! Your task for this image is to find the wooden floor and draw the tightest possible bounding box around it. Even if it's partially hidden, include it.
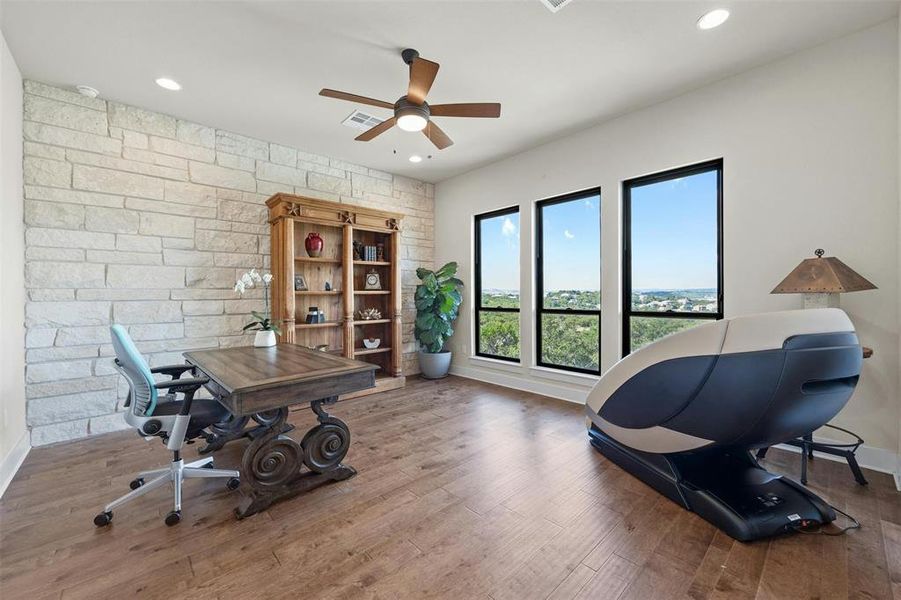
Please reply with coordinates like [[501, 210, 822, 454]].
[[1, 376, 899, 599]]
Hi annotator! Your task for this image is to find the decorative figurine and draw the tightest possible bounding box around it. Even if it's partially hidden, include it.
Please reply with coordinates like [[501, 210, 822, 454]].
[[325, 281, 332, 291], [305, 307, 326, 324], [364, 270, 381, 290], [294, 274, 308, 291], [363, 338, 381, 349], [352, 240, 364, 261], [358, 308, 382, 320], [305, 232, 323, 258], [376, 243, 385, 262]]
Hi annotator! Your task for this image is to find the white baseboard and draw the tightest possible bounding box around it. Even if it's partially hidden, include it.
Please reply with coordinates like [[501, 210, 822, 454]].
[[0, 432, 31, 499], [449, 364, 901, 491]]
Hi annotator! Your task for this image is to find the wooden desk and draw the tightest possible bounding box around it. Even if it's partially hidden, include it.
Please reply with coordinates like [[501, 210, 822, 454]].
[[184, 344, 376, 518]]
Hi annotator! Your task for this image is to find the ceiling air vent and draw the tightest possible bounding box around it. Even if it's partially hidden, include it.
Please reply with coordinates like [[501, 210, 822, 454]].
[[342, 110, 385, 131], [538, 0, 574, 13]]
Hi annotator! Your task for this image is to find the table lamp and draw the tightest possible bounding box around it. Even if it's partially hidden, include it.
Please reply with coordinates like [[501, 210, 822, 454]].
[[771, 248, 877, 309]]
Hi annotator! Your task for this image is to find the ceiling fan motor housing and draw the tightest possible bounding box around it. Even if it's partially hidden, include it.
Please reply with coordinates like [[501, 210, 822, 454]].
[[395, 97, 430, 119]]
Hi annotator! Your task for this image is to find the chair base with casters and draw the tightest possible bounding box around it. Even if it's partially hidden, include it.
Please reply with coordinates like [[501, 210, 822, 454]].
[[94, 452, 240, 527], [97, 325, 243, 527]]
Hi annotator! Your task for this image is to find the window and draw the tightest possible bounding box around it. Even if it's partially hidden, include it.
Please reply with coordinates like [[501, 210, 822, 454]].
[[622, 159, 723, 355], [536, 189, 602, 374], [474, 207, 520, 361]]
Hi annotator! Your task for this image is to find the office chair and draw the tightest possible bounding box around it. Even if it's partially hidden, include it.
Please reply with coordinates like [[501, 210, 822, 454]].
[[94, 325, 240, 527]]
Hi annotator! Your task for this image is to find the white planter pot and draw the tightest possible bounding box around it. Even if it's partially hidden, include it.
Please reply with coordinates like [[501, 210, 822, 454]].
[[419, 350, 452, 379], [254, 330, 277, 347]]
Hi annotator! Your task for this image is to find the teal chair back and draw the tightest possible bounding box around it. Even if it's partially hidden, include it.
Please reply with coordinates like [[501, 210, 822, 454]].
[[110, 325, 158, 416]]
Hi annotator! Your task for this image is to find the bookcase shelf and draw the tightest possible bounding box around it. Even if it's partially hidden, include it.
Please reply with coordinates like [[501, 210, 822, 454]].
[[267, 193, 406, 400]]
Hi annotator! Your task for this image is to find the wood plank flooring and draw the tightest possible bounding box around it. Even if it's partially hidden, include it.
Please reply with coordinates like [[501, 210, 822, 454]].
[[0, 375, 898, 599]]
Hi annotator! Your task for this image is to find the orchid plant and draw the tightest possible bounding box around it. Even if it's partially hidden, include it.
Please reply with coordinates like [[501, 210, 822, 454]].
[[234, 269, 281, 335]]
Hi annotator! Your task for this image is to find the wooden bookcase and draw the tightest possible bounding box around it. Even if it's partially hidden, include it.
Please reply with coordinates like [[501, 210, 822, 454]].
[[266, 193, 405, 397]]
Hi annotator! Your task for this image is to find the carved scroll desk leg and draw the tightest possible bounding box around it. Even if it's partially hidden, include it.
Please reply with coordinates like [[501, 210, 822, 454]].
[[199, 409, 295, 454], [235, 396, 356, 519]]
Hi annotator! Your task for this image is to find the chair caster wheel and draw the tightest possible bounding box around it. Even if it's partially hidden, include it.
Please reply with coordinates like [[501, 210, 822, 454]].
[[226, 477, 240, 491], [129, 477, 144, 490], [165, 510, 181, 526], [94, 511, 113, 527]]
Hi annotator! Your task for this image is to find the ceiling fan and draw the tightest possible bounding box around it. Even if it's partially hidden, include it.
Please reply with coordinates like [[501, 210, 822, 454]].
[[319, 48, 501, 150]]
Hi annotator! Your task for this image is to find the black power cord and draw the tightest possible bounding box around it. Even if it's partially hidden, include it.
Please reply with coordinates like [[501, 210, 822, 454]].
[[793, 504, 861, 536]]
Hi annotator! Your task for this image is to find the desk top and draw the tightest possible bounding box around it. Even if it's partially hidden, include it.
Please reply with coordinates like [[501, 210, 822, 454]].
[[184, 344, 376, 415]]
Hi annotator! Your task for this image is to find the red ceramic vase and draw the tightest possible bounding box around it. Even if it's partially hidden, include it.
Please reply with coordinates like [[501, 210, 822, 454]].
[[305, 232, 324, 257]]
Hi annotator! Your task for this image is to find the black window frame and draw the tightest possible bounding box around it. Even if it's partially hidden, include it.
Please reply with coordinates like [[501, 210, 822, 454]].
[[622, 159, 724, 357], [535, 188, 603, 375], [474, 206, 521, 363]]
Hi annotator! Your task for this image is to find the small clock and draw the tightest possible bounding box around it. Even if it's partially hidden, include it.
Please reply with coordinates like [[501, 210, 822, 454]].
[[364, 270, 381, 290]]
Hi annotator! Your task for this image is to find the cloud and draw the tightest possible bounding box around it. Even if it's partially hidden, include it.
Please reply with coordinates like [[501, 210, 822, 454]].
[[564, 229, 575, 239], [501, 217, 517, 237]]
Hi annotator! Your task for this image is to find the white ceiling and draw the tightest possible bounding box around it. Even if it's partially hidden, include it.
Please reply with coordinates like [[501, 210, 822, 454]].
[[2, 1, 897, 183]]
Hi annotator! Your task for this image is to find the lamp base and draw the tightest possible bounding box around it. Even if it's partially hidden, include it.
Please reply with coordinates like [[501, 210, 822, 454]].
[[803, 293, 840, 309]]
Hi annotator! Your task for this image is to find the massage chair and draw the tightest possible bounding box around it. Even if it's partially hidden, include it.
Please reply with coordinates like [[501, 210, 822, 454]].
[[586, 308, 861, 541]]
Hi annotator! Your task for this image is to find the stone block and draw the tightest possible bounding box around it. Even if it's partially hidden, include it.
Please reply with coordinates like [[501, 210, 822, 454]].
[[216, 130, 269, 160], [73, 165, 165, 200], [31, 289, 76, 301], [330, 158, 368, 175], [230, 222, 268, 235], [26, 359, 94, 383], [23, 121, 122, 156], [184, 314, 249, 337], [308, 171, 351, 196], [292, 187, 339, 203], [26, 373, 116, 400], [113, 300, 183, 324], [367, 168, 394, 181], [216, 152, 255, 172], [196, 218, 232, 231], [89, 412, 131, 435], [129, 323, 184, 341], [26, 328, 57, 348], [163, 180, 218, 206], [25, 199, 84, 228], [24, 141, 66, 160], [25, 262, 105, 289], [296, 150, 329, 166], [77, 289, 170, 301], [66, 149, 187, 181], [24, 156, 71, 188], [176, 120, 215, 148], [125, 197, 217, 219], [270, 143, 297, 166], [55, 325, 114, 346], [109, 102, 176, 137], [122, 147, 188, 170], [27, 345, 99, 363], [188, 161, 256, 192], [256, 162, 307, 188], [107, 265, 184, 289], [195, 229, 257, 253], [28, 389, 117, 427], [298, 160, 346, 178], [85, 250, 163, 265], [26, 301, 110, 327], [122, 129, 149, 149], [255, 180, 289, 196], [149, 135, 216, 162], [223, 299, 262, 314], [24, 94, 108, 135], [214, 252, 263, 268], [30, 419, 90, 446], [116, 234, 162, 252], [186, 267, 237, 289], [26, 227, 116, 250], [139, 212, 194, 238], [163, 249, 214, 266], [25, 185, 124, 208], [162, 237, 195, 249], [84, 206, 140, 233], [25, 80, 107, 110], [351, 172, 393, 196], [182, 300, 223, 316], [26, 247, 85, 262], [218, 198, 267, 223]]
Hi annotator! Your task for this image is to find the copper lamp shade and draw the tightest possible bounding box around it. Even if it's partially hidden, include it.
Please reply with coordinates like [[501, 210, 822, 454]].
[[771, 249, 877, 294]]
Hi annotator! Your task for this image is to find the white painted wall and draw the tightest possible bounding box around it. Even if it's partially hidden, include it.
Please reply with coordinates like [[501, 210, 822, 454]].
[[0, 29, 28, 493], [435, 20, 900, 464]]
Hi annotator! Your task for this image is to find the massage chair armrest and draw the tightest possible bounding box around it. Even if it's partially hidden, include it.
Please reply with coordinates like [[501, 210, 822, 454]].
[[150, 364, 195, 378]]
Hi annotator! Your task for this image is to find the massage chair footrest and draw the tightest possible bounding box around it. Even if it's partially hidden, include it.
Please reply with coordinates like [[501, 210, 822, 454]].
[[588, 425, 836, 541]]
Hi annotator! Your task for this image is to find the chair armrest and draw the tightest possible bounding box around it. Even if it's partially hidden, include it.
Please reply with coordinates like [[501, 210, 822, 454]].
[[151, 364, 195, 378], [154, 376, 209, 394]]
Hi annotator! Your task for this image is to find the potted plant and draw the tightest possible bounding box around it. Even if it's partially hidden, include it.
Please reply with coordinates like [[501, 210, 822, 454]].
[[414, 262, 463, 379], [234, 269, 281, 347]]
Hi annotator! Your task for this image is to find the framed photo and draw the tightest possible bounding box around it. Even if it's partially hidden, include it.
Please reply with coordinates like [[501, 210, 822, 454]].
[[294, 274, 308, 291]]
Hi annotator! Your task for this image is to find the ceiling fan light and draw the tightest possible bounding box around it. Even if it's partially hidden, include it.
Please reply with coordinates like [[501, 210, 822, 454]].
[[397, 113, 427, 132]]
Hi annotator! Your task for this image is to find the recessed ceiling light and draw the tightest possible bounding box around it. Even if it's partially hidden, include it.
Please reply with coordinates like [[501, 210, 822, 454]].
[[409, 155, 423, 163], [697, 8, 729, 30], [75, 85, 100, 98], [155, 77, 182, 91]]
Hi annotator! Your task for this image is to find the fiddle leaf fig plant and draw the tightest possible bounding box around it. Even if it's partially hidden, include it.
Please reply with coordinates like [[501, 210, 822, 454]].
[[414, 262, 464, 353]]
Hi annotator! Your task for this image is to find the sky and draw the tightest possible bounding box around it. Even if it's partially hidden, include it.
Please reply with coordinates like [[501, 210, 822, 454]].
[[478, 169, 718, 293]]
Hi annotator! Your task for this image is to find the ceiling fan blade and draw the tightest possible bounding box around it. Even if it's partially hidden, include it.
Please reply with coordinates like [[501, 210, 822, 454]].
[[423, 120, 453, 150], [319, 89, 394, 110], [429, 103, 501, 118], [355, 117, 397, 142], [407, 58, 439, 105]]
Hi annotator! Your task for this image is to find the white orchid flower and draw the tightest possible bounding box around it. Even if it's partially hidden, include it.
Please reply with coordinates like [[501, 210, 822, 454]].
[[250, 268, 262, 283], [234, 280, 246, 294], [262, 273, 273, 284], [241, 272, 254, 287]]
